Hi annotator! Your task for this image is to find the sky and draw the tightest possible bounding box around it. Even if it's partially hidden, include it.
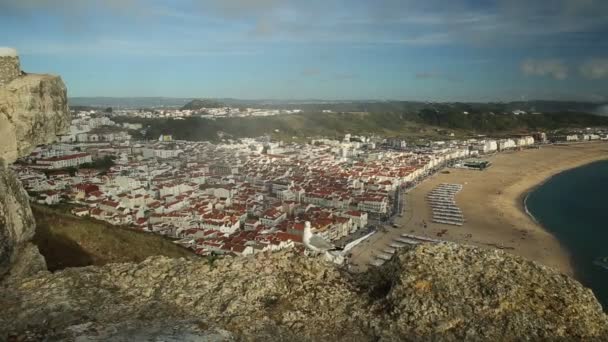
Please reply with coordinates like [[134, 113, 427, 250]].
[[1, 0, 607, 101]]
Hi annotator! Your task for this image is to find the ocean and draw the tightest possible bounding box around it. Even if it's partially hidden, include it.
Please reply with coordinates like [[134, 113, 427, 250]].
[[525, 159, 608, 310]]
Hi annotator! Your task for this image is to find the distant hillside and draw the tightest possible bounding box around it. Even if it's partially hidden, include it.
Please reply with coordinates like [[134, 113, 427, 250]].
[[115, 109, 608, 143], [417, 106, 608, 131], [69, 97, 608, 113], [69, 97, 194, 108], [181, 99, 225, 110], [116, 112, 436, 142]]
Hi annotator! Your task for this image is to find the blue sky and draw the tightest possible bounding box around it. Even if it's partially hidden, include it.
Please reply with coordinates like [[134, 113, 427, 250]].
[[1, 0, 607, 101]]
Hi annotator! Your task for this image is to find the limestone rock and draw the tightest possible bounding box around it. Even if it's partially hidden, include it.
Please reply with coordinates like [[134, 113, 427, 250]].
[[0, 47, 20, 86], [377, 243, 608, 341], [0, 73, 69, 163], [1, 244, 607, 341], [0, 49, 69, 281], [0, 163, 41, 279]]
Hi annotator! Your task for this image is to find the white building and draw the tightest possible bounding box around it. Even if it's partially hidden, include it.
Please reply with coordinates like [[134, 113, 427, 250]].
[[515, 136, 535, 147], [498, 139, 516, 151], [357, 195, 388, 214], [472, 140, 498, 154], [36, 153, 92, 169]]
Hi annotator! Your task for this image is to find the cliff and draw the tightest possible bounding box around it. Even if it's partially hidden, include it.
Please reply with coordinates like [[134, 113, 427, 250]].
[[0, 48, 69, 280], [0, 73, 70, 164], [0, 48, 607, 341]]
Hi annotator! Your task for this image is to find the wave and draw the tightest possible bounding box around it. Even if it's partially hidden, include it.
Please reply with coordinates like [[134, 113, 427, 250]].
[[523, 192, 540, 224], [593, 257, 608, 270]]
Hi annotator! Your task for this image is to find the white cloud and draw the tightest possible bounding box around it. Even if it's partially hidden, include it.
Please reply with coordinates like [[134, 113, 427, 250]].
[[580, 59, 608, 79], [3, 0, 608, 49], [521, 59, 568, 80]]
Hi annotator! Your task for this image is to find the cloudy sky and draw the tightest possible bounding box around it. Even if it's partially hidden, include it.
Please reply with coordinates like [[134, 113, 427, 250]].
[[1, 0, 607, 101]]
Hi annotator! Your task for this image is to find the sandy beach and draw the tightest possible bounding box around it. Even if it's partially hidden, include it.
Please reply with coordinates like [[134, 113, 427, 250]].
[[349, 142, 608, 276]]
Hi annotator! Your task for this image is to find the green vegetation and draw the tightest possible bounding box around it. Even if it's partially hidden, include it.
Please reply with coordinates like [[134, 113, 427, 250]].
[[419, 108, 608, 132], [32, 205, 194, 271], [181, 99, 225, 110], [115, 108, 608, 143], [80, 155, 116, 172], [116, 112, 449, 142]]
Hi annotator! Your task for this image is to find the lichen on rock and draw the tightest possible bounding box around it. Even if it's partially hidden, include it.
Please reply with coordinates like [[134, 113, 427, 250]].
[[2, 244, 607, 341]]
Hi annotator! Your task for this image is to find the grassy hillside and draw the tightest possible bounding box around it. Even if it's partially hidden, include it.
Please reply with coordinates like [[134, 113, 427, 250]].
[[181, 99, 225, 110], [32, 205, 195, 271], [119, 112, 459, 142], [117, 109, 608, 143]]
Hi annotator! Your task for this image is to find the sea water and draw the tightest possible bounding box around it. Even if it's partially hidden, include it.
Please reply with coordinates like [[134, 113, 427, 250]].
[[526, 160, 608, 309]]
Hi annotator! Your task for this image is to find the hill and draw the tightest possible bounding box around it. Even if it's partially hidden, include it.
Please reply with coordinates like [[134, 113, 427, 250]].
[[69, 97, 194, 108], [117, 112, 440, 142], [418, 107, 608, 131], [68, 97, 608, 113], [31, 205, 194, 271], [116, 110, 608, 143], [181, 99, 226, 110]]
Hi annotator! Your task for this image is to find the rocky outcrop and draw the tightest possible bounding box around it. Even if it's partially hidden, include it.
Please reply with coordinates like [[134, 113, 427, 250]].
[[0, 48, 20, 86], [0, 164, 46, 279], [0, 73, 70, 164], [377, 244, 608, 340], [2, 244, 607, 341], [0, 48, 69, 280]]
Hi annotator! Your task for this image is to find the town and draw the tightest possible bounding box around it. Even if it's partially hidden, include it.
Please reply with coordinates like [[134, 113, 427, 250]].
[[108, 106, 303, 120], [13, 110, 608, 260]]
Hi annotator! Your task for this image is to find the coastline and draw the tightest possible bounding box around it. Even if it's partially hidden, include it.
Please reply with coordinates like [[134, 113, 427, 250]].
[[350, 141, 608, 276], [522, 193, 538, 225], [520, 158, 608, 281]]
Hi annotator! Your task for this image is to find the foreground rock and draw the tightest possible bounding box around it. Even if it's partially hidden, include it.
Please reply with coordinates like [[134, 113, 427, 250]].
[[2, 243, 607, 341], [377, 244, 608, 340]]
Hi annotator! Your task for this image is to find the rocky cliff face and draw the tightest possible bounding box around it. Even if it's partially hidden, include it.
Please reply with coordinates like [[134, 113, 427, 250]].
[[0, 73, 70, 164], [2, 244, 607, 341], [0, 48, 69, 280], [0, 164, 46, 279]]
